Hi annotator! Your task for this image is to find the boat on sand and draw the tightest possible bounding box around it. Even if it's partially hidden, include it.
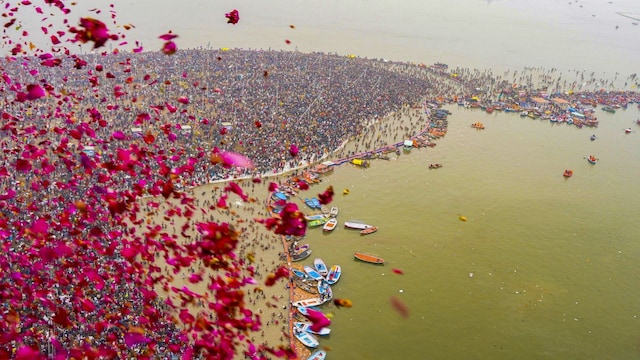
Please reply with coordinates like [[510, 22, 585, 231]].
[[354, 252, 385, 265]]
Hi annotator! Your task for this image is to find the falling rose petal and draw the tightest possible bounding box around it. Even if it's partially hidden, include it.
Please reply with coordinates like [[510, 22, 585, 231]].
[[162, 41, 177, 55], [124, 332, 151, 347], [285, 39, 291, 45], [392, 268, 404, 275], [305, 308, 331, 332], [70, 17, 118, 49], [317, 186, 334, 205], [26, 84, 47, 100], [390, 296, 410, 318], [268, 182, 279, 192], [289, 144, 299, 157], [216, 151, 254, 169], [111, 130, 126, 140], [177, 96, 189, 104], [225, 9, 240, 24], [159, 31, 178, 41]]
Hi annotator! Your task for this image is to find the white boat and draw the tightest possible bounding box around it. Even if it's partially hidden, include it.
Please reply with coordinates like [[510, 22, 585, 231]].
[[291, 267, 308, 280], [322, 218, 338, 232], [313, 258, 329, 277], [303, 266, 325, 281], [292, 297, 325, 308], [317, 280, 333, 301], [329, 206, 339, 217], [326, 265, 341, 285], [344, 220, 373, 230], [307, 349, 327, 360], [293, 327, 319, 348], [295, 322, 331, 336]]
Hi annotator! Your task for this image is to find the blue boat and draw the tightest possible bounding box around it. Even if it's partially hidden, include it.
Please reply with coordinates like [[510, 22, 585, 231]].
[[307, 350, 327, 360], [273, 191, 288, 201], [313, 258, 329, 277], [297, 305, 322, 317], [304, 198, 316, 209], [311, 197, 321, 209], [293, 327, 319, 348], [291, 268, 308, 280], [304, 266, 325, 281]]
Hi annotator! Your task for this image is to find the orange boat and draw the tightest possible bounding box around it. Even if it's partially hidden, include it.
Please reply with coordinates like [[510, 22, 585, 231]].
[[360, 226, 378, 236], [563, 169, 573, 178], [354, 252, 384, 265]]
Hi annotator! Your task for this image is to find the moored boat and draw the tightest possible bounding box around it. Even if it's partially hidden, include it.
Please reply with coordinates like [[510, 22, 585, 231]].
[[360, 226, 378, 235], [304, 266, 325, 281], [293, 297, 325, 308], [305, 213, 328, 221], [354, 252, 385, 265], [291, 249, 312, 262], [293, 327, 319, 348], [313, 258, 329, 277], [306, 349, 327, 360], [563, 169, 573, 178], [307, 217, 329, 228], [296, 305, 322, 317], [322, 218, 338, 232], [295, 322, 331, 336], [326, 265, 341, 285], [329, 206, 339, 217], [602, 106, 616, 113], [587, 155, 598, 165], [291, 267, 309, 280], [344, 220, 373, 230]]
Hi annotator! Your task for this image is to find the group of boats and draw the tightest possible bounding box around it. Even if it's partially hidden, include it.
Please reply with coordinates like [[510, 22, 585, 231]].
[[304, 206, 339, 231], [291, 257, 341, 357], [344, 220, 379, 235]]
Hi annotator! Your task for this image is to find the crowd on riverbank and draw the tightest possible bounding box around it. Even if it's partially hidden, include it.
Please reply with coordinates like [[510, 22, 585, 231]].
[[1, 47, 638, 359]]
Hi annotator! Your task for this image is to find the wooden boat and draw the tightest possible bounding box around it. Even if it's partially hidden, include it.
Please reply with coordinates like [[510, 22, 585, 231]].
[[304, 198, 316, 209], [293, 327, 319, 348], [329, 206, 339, 217], [625, 128, 632, 134], [344, 220, 373, 230], [295, 322, 331, 336], [307, 217, 329, 228], [590, 134, 597, 141], [304, 266, 325, 281], [322, 218, 338, 232], [354, 252, 385, 265], [292, 297, 325, 308], [428, 163, 443, 169], [471, 122, 485, 129], [360, 226, 379, 236], [313, 258, 329, 277], [602, 106, 616, 113], [291, 249, 312, 262], [563, 169, 573, 178], [306, 349, 327, 360], [587, 155, 598, 165], [311, 198, 321, 209], [291, 243, 309, 255], [326, 265, 341, 285]]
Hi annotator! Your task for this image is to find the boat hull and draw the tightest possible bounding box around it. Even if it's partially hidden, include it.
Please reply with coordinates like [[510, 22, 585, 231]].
[[354, 252, 385, 264]]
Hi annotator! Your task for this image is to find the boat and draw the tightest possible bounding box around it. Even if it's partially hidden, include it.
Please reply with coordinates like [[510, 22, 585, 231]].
[[322, 218, 338, 232], [304, 266, 325, 281], [293, 327, 319, 348], [291, 267, 309, 280], [305, 214, 328, 221], [306, 349, 327, 360], [602, 106, 616, 113], [342, 189, 350, 195], [344, 220, 373, 230], [329, 206, 339, 217], [295, 322, 331, 336], [292, 297, 325, 308], [563, 169, 573, 178], [291, 243, 309, 255], [317, 280, 333, 301], [307, 217, 329, 228], [625, 128, 632, 134], [471, 122, 485, 129], [590, 134, 597, 141], [291, 249, 312, 262], [520, 111, 529, 117], [296, 305, 322, 317], [351, 158, 370, 167], [326, 265, 341, 285], [354, 252, 385, 265], [403, 139, 413, 151], [304, 198, 316, 209], [360, 226, 378, 235], [272, 191, 288, 201], [311, 198, 321, 209], [428, 163, 443, 169], [313, 258, 329, 277], [587, 155, 598, 165]]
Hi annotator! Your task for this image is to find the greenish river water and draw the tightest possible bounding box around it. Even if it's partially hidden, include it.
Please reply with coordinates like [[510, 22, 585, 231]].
[[299, 106, 640, 359]]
